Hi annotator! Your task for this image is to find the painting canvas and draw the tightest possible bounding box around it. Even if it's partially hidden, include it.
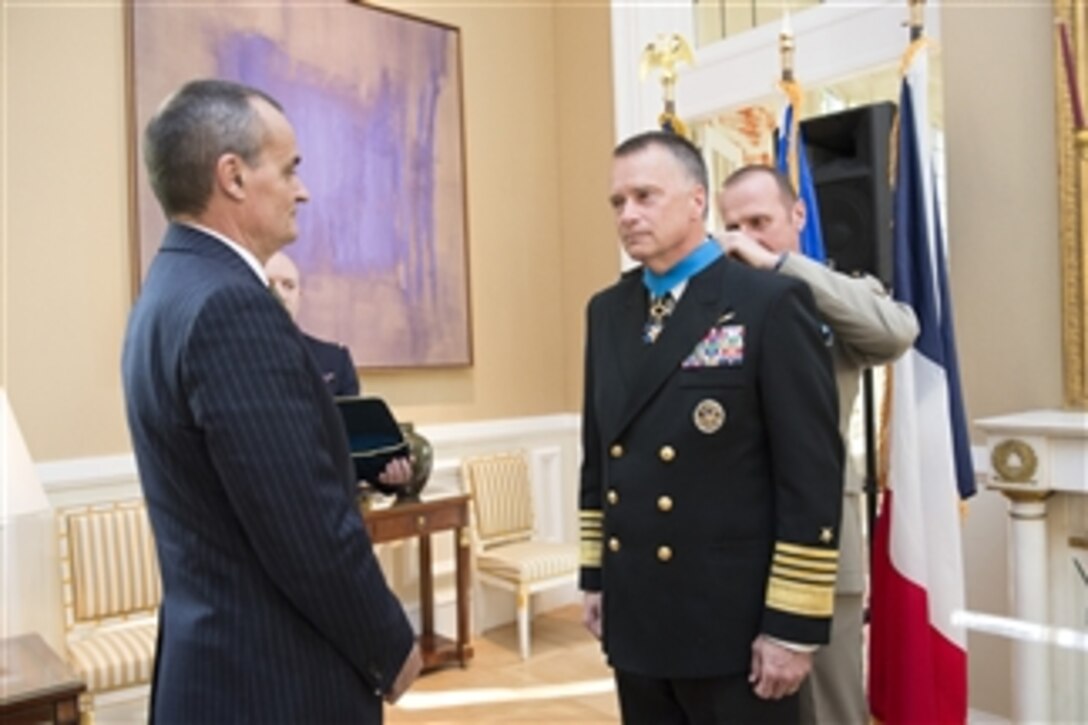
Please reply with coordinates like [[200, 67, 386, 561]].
[[128, 0, 472, 367]]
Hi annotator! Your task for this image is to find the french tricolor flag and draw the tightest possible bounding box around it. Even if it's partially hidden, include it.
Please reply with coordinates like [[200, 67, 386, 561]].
[[868, 42, 974, 725]]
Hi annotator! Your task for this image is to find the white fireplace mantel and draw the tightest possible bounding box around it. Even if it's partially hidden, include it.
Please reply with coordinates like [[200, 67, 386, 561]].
[[976, 409, 1088, 724]]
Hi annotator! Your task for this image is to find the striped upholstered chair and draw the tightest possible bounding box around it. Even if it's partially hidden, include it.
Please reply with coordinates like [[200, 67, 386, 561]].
[[461, 451, 578, 660], [56, 499, 161, 715]]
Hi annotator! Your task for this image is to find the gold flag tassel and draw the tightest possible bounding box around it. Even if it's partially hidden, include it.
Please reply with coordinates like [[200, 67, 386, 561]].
[[777, 78, 804, 194], [777, 12, 802, 194]]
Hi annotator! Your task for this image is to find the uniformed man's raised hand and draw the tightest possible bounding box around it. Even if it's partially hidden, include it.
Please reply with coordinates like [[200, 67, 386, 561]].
[[748, 634, 812, 700], [712, 230, 781, 270], [582, 592, 603, 639]]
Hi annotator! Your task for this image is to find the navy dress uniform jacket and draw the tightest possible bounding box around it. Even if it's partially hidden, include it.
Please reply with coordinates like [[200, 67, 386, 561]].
[[303, 333, 360, 398], [122, 224, 414, 724], [579, 255, 844, 679]]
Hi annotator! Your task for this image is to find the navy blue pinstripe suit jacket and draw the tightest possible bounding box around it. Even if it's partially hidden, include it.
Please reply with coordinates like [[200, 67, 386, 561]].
[[122, 224, 413, 724]]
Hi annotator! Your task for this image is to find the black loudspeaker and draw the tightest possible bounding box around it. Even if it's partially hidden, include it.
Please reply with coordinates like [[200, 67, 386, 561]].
[[801, 102, 896, 287]]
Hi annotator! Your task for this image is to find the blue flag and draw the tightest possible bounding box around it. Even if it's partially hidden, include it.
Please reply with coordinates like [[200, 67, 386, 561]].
[[775, 105, 826, 262]]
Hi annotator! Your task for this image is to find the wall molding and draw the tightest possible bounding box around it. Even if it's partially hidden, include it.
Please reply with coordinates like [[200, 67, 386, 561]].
[[29, 423, 999, 660], [30, 414, 584, 637]]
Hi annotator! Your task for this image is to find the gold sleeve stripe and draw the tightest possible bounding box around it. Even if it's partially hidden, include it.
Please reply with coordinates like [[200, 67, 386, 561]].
[[578, 513, 604, 531], [580, 511, 602, 530], [773, 553, 838, 572], [581, 541, 603, 568], [771, 565, 838, 585], [766, 577, 834, 618], [580, 509, 603, 567], [775, 542, 839, 560]]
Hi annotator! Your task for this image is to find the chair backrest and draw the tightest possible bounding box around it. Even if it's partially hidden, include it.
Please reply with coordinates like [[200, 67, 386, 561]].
[[57, 499, 162, 632], [461, 452, 535, 549]]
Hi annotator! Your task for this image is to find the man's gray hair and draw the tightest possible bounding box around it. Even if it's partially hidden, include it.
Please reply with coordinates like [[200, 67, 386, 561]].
[[614, 130, 709, 193], [143, 79, 282, 217]]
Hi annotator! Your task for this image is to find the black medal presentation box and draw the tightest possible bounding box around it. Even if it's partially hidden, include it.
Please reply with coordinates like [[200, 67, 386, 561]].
[[334, 396, 408, 492]]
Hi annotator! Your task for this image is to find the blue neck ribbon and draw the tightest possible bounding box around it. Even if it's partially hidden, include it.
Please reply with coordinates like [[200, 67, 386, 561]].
[[642, 238, 723, 297]]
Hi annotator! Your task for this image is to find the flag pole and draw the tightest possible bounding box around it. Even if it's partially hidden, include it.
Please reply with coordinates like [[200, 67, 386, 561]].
[[779, 10, 794, 84], [778, 13, 802, 193], [909, 0, 925, 42]]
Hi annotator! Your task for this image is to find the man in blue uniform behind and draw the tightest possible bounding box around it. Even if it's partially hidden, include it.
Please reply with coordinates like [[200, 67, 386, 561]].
[[579, 130, 844, 723], [266, 250, 360, 397]]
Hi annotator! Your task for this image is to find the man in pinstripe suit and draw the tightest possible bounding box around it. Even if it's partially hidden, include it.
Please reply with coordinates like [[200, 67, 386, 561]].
[[122, 79, 421, 723]]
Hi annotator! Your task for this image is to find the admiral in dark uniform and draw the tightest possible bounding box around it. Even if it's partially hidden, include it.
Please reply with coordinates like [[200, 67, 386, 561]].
[[580, 131, 844, 723]]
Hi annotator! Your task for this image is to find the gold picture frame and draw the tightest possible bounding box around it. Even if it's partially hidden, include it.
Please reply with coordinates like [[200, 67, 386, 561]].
[[1055, 0, 1088, 408]]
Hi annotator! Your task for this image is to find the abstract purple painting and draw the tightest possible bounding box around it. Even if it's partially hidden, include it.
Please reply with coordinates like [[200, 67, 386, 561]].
[[128, 0, 471, 367]]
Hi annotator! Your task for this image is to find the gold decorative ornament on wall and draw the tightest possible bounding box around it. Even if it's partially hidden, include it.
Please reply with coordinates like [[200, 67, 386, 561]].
[[990, 438, 1040, 484], [1054, 0, 1088, 409]]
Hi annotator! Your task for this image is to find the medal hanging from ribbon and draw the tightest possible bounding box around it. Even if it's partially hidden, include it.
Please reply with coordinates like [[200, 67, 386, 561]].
[[643, 292, 676, 344]]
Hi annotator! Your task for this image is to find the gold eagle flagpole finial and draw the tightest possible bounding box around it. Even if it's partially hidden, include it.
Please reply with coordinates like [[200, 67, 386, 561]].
[[640, 32, 695, 138]]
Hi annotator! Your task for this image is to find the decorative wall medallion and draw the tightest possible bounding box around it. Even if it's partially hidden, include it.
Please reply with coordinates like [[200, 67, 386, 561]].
[[991, 438, 1039, 483]]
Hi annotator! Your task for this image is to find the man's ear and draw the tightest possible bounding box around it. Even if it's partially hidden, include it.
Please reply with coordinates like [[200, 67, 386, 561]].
[[216, 154, 246, 201], [792, 198, 807, 234], [692, 184, 707, 220]]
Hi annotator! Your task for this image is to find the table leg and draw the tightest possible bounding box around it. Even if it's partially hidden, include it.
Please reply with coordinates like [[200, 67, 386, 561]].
[[419, 532, 434, 641], [55, 696, 80, 725], [456, 526, 471, 665]]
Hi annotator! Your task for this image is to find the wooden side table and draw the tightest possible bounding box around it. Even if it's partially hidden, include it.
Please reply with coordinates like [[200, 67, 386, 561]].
[[0, 633, 85, 724], [362, 493, 474, 672]]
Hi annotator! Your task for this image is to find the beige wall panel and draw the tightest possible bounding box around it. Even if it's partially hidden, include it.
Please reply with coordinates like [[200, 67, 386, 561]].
[[0, 0, 7, 389], [943, 2, 1063, 422], [6, 4, 131, 459], [553, 2, 618, 412], [942, 2, 1062, 719]]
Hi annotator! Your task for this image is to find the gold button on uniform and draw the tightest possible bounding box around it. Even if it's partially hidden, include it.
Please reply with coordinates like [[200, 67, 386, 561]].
[[659, 445, 676, 462], [610, 444, 624, 458], [608, 537, 621, 552], [657, 495, 673, 512], [657, 546, 673, 562], [607, 489, 619, 505]]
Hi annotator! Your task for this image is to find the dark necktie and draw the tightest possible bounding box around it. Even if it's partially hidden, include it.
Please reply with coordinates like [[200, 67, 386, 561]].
[[643, 292, 675, 344]]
